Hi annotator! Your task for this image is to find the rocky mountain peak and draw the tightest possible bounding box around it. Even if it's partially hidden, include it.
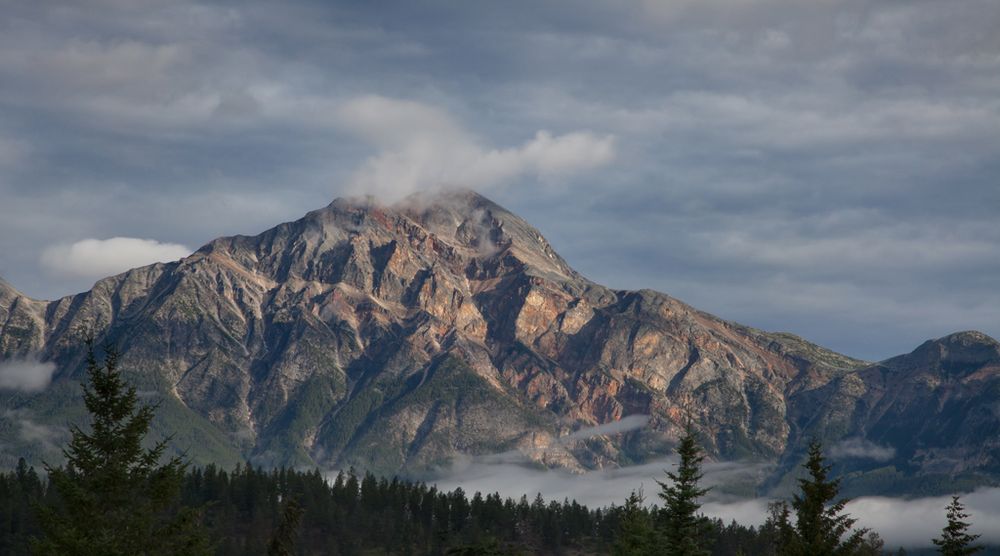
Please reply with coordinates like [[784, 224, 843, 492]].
[[0, 277, 21, 318], [865, 330, 1000, 386], [0, 276, 46, 357], [214, 188, 581, 286], [908, 330, 1000, 368], [315, 189, 512, 254], [938, 330, 998, 347], [0, 276, 16, 299], [405, 189, 579, 280]]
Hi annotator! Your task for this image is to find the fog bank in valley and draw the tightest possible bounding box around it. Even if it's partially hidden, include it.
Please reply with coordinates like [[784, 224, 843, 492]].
[[427, 458, 1000, 549]]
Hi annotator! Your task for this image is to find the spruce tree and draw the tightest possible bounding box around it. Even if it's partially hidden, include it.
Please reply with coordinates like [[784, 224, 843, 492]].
[[768, 500, 796, 553], [657, 423, 711, 556], [777, 440, 871, 556], [267, 498, 305, 556], [33, 341, 209, 555], [932, 496, 982, 556], [613, 488, 656, 556]]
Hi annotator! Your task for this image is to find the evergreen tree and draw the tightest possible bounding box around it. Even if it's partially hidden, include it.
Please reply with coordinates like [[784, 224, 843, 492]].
[[855, 531, 884, 556], [768, 500, 796, 554], [777, 440, 872, 556], [657, 423, 711, 556], [267, 498, 305, 556], [0, 454, 911, 555], [33, 341, 209, 555], [932, 496, 982, 556], [613, 489, 656, 556], [445, 537, 514, 555]]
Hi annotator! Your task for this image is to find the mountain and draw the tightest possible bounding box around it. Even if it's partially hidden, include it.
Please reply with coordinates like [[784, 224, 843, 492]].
[[1, 190, 997, 494], [785, 330, 1000, 495]]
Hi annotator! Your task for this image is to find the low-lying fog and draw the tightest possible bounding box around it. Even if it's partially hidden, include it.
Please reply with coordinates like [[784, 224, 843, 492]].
[[427, 457, 1000, 549]]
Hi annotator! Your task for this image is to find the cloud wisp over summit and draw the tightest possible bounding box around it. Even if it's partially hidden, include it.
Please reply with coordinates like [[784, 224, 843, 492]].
[[339, 95, 615, 200]]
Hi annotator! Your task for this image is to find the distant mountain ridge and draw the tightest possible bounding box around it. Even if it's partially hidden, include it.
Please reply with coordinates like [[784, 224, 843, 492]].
[[1, 190, 997, 495]]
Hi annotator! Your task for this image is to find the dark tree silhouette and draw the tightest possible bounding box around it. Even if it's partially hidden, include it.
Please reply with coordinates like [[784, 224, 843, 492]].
[[932, 496, 983, 556], [33, 341, 209, 555], [267, 498, 305, 556], [658, 423, 712, 556], [769, 500, 796, 554], [776, 440, 876, 556], [613, 488, 656, 556]]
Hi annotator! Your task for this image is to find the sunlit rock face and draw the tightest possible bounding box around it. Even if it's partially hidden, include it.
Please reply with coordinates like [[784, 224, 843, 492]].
[[1, 189, 997, 491]]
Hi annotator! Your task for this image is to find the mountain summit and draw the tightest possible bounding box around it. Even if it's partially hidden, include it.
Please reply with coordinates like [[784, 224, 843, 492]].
[[1, 190, 997, 492]]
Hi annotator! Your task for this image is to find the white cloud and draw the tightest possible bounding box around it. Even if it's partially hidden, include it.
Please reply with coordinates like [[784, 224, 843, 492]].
[[829, 438, 896, 462], [338, 95, 616, 199], [562, 414, 650, 441], [424, 456, 772, 509], [0, 359, 56, 392], [686, 490, 1000, 549], [40, 237, 191, 279], [849, 488, 1000, 548]]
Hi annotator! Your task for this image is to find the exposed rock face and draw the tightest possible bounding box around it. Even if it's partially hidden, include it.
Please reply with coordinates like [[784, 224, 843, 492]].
[[0, 278, 47, 356], [785, 331, 1000, 489], [0, 190, 997, 490]]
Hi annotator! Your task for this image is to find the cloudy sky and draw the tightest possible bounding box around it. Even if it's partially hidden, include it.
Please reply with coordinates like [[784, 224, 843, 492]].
[[1, 0, 998, 360]]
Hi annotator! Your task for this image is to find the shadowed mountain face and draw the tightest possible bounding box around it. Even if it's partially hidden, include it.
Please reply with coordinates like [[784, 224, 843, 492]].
[[1, 190, 997, 491], [784, 330, 1000, 495]]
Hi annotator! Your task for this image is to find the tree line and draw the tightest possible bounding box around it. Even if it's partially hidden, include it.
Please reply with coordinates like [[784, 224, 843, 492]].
[[0, 344, 988, 554]]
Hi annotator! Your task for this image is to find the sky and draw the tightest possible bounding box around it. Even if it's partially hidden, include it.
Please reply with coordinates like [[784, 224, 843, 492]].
[[1, 0, 998, 361]]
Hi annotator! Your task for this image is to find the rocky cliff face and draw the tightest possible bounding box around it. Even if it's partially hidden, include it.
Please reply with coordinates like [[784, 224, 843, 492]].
[[0, 277, 47, 356], [781, 330, 1000, 494], [1, 191, 997, 492]]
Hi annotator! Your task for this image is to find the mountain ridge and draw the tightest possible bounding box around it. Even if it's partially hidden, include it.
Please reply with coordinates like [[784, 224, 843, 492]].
[[0, 189, 997, 495]]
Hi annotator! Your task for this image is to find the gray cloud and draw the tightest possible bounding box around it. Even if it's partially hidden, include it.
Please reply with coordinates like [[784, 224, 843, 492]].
[[3, 409, 67, 454], [17, 418, 65, 454], [562, 414, 650, 441], [829, 438, 896, 462], [425, 455, 773, 509], [0, 359, 56, 392], [0, 135, 30, 168]]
